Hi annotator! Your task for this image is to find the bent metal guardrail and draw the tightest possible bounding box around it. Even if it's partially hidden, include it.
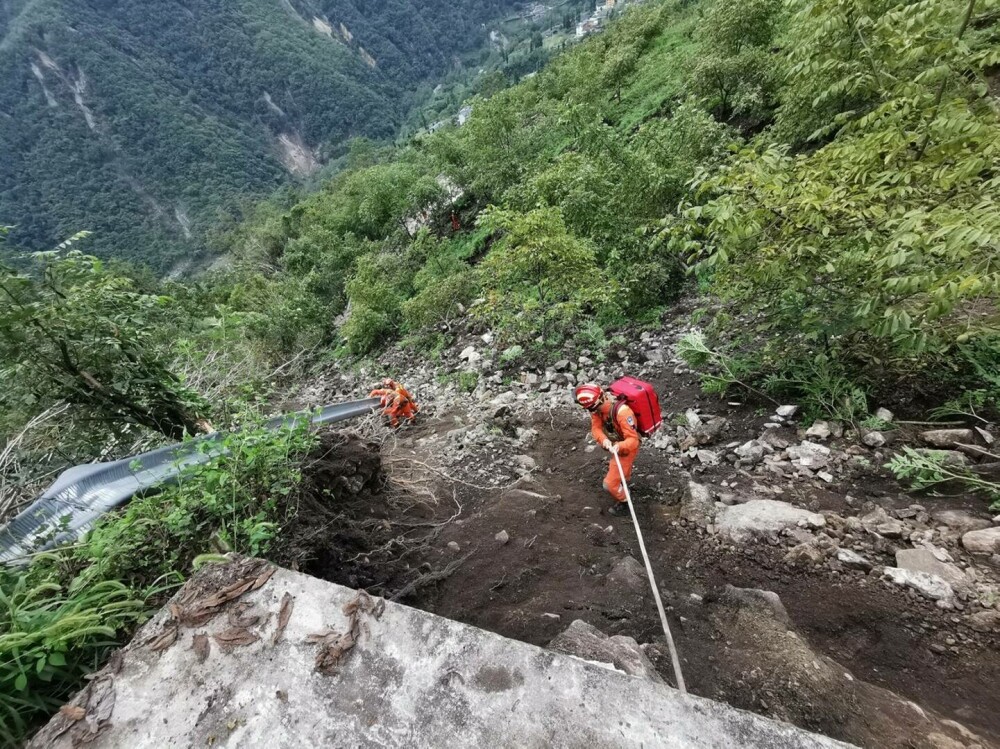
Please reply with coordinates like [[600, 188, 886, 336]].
[[0, 398, 381, 566]]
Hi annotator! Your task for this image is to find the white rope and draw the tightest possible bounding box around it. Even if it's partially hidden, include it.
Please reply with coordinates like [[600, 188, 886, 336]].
[[613, 450, 687, 693]]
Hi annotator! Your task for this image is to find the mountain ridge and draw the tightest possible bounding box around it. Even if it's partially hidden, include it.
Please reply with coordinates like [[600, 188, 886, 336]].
[[0, 0, 520, 268]]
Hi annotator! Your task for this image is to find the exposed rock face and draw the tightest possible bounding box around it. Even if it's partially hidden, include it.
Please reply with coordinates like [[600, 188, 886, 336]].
[[548, 619, 663, 683], [715, 500, 825, 543]]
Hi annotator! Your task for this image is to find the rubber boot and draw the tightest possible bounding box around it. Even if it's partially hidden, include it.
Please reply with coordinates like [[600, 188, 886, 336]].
[[607, 501, 629, 517]]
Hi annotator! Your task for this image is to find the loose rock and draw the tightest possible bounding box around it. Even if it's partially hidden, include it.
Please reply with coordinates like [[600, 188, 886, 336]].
[[787, 441, 831, 470], [805, 421, 832, 441], [962, 527, 1000, 555], [696, 449, 721, 466], [784, 541, 828, 567], [882, 567, 957, 609], [895, 549, 972, 596], [547, 620, 663, 682], [679, 482, 715, 527], [734, 440, 766, 465], [862, 431, 888, 448], [715, 500, 826, 544], [933, 510, 992, 534], [966, 610, 1000, 633], [606, 556, 647, 595], [920, 429, 976, 449], [836, 549, 873, 572]]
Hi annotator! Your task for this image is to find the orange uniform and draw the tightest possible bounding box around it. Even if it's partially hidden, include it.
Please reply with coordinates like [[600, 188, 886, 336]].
[[370, 381, 419, 427], [590, 399, 641, 503]]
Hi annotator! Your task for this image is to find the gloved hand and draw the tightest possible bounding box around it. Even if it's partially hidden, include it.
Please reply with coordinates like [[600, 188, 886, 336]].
[[601, 439, 613, 451]]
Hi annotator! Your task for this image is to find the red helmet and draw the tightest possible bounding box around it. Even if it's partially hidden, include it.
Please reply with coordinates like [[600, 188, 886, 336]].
[[574, 383, 603, 411]]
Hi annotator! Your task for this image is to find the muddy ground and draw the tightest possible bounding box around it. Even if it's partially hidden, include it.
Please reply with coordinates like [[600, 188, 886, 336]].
[[289, 333, 1000, 748]]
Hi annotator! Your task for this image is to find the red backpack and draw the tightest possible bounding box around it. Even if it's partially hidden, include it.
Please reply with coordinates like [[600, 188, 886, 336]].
[[609, 377, 663, 437]]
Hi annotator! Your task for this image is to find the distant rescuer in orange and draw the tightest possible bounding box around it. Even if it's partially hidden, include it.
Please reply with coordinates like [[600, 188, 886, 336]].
[[370, 378, 419, 428], [575, 383, 640, 517]]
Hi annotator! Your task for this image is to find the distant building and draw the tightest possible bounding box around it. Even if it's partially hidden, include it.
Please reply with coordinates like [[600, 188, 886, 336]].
[[457, 105, 473, 126]]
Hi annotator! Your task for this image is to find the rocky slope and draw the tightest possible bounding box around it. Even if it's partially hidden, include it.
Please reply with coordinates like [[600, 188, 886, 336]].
[[291, 301, 1000, 748]]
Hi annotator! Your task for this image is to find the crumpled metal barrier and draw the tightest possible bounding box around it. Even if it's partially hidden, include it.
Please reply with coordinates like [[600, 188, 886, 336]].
[[0, 398, 381, 566]]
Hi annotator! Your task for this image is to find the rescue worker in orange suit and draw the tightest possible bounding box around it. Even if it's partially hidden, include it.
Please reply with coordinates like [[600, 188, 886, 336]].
[[575, 383, 640, 517], [370, 378, 419, 428]]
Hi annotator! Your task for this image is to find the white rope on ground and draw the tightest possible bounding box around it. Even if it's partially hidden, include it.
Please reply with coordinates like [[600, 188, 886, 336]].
[[613, 450, 687, 693]]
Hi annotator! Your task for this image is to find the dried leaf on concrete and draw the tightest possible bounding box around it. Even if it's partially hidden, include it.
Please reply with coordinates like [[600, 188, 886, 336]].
[[172, 563, 276, 627], [271, 593, 294, 645], [192, 634, 210, 662], [251, 566, 276, 591], [308, 630, 357, 675], [308, 590, 386, 675], [149, 624, 179, 653], [58, 705, 85, 721], [213, 627, 260, 652], [227, 602, 263, 629]]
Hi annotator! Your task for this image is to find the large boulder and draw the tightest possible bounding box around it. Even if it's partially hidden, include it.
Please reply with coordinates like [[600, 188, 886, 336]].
[[547, 620, 663, 683], [715, 500, 825, 543], [962, 527, 1000, 555], [966, 610, 1000, 633], [882, 567, 957, 609], [895, 549, 972, 596]]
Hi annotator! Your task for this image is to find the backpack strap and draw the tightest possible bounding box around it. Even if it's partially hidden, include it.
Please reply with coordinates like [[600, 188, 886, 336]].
[[607, 397, 628, 439]]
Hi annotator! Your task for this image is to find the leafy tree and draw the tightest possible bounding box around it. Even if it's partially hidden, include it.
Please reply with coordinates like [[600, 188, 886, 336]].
[[0, 238, 208, 441], [688, 0, 781, 122], [476, 207, 613, 343], [669, 0, 1000, 392]]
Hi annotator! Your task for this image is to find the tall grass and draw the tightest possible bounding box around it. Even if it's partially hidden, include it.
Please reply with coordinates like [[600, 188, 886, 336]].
[[0, 558, 150, 745]]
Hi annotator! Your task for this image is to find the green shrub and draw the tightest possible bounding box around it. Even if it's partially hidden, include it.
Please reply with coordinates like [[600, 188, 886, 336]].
[[499, 345, 524, 365], [80, 422, 315, 588], [475, 206, 615, 346], [458, 371, 479, 393], [888, 447, 1000, 512], [342, 305, 393, 356], [402, 270, 477, 331]]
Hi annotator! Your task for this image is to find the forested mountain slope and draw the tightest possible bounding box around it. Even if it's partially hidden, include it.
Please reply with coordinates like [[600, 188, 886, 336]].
[[0, 0, 520, 269]]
